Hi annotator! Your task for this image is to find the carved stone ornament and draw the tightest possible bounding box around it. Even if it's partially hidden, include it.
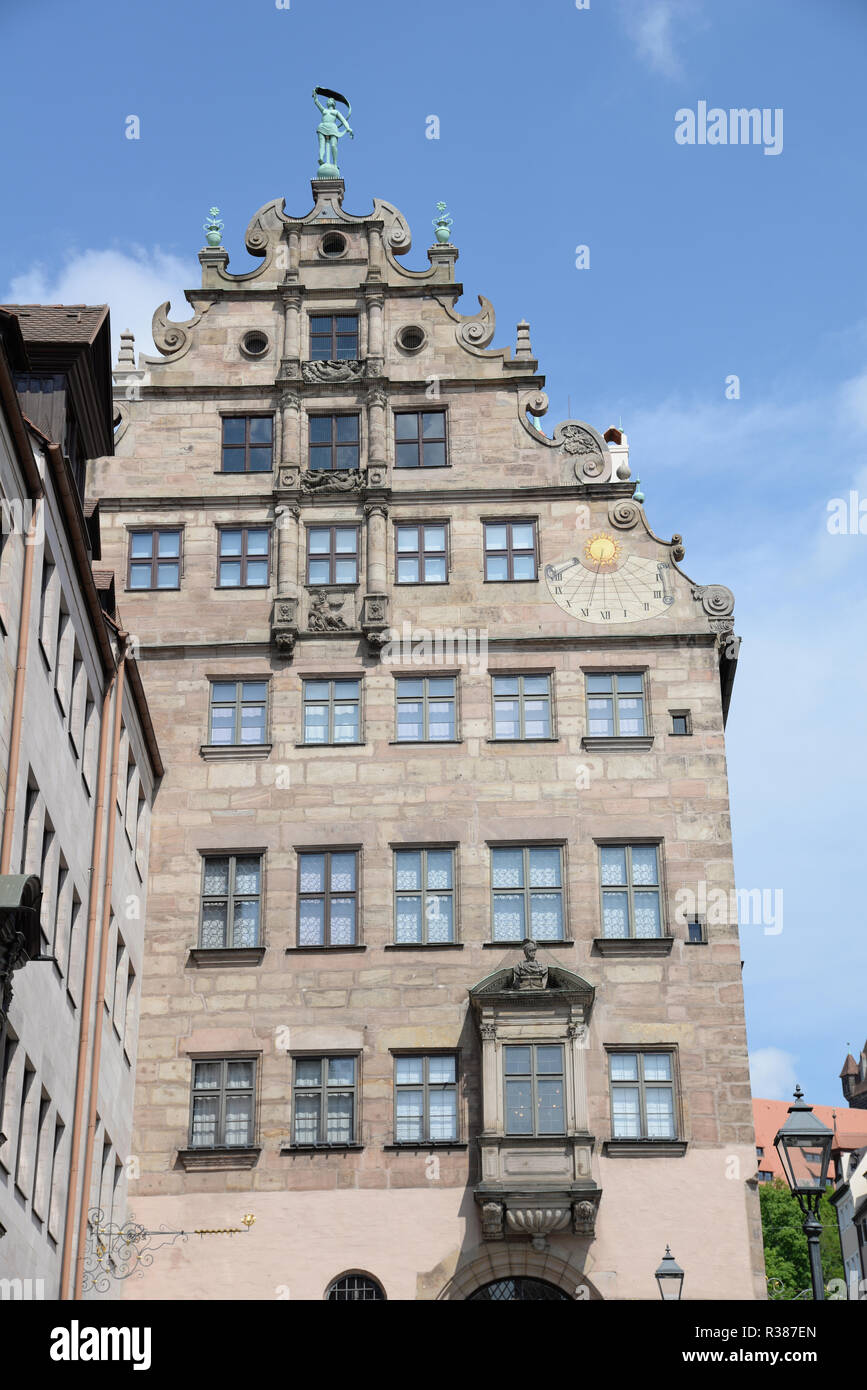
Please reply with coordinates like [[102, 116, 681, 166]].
[[366, 465, 387, 488], [559, 423, 601, 458], [307, 589, 350, 632], [511, 938, 548, 991], [270, 596, 299, 658], [301, 359, 364, 384], [455, 294, 495, 350], [279, 467, 301, 489], [361, 593, 388, 626], [670, 533, 686, 562], [365, 358, 385, 379], [505, 1207, 571, 1251], [150, 299, 212, 361], [692, 584, 735, 618], [572, 1198, 599, 1237], [367, 387, 388, 409], [481, 1202, 505, 1240], [480, 1021, 497, 1042], [279, 389, 302, 411], [299, 469, 364, 495], [608, 500, 641, 531]]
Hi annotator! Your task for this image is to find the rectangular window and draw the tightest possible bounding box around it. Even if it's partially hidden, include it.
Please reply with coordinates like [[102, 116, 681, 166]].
[[395, 676, 456, 742], [492, 674, 551, 739], [586, 672, 646, 736], [600, 844, 662, 939], [128, 529, 181, 590], [303, 679, 360, 745], [39, 817, 55, 954], [394, 1055, 457, 1142], [491, 845, 564, 942], [686, 920, 705, 944], [297, 850, 357, 947], [609, 1051, 676, 1139], [306, 525, 359, 585], [504, 1044, 565, 1136], [190, 1057, 256, 1148], [309, 314, 358, 361], [200, 854, 262, 949], [394, 411, 447, 469], [308, 414, 359, 472], [38, 550, 56, 657], [208, 679, 268, 746], [484, 521, 537, 581], [221, 416, 273, 473], [395, 524, 448, 584], [670, 710, 692, 736], [292, 1055, 357, 1145], [394, 848, 455, 944], [217, 527, 270, 588]]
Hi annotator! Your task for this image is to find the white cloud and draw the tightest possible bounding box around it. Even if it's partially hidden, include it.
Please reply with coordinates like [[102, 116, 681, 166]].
[[750, 1047, 798, 1100], [4, 246, 194, 363], [620, 1, 697, 78]]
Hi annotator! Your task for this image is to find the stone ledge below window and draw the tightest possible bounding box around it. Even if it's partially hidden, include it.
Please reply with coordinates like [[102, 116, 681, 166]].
[[581, 735, 655, 752], [199, 743, 272, 760], [285, 945, 367, 954], [384, 942, 464, 951], [602, 1138, 688, 1158], [280, 1143, 364, 1154], [177, 1146, 261, 1171], [383, 1142, 468, 1151], [593, 936, 673, 957], [483, 939, 574, 948], [187, 947, 266, 968]]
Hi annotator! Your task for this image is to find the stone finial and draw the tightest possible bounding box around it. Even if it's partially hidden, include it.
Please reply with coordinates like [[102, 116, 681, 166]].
[[203, 207, 224, 247], [633, 478, 645, 503], [433, 202, 454, 244], [117, 329, 136, 368], [515, 320, 533, 359]]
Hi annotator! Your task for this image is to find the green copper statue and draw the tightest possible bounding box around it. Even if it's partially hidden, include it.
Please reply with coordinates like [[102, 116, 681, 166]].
[[312, 87, 353, 179]]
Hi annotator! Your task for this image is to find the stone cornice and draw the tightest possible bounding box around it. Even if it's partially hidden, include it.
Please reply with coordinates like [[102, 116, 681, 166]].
[[96, 482, 636, 511]]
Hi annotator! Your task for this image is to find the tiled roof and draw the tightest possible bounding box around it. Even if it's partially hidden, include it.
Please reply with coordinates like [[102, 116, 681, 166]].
[[753, 1099, 867, 1179], [92, 570, 115, 591], [2, 304, 108, 345]]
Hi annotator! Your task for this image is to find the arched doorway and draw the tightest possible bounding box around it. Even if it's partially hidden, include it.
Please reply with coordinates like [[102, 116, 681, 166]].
[[468, 1277, 572, 1301]]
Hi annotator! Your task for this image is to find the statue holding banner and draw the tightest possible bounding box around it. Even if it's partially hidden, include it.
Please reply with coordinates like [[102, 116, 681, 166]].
[[312, 87, 354, 178]]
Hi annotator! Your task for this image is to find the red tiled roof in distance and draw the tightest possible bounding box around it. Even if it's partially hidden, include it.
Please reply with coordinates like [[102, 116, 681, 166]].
[[753, 1098, 867, 1179]]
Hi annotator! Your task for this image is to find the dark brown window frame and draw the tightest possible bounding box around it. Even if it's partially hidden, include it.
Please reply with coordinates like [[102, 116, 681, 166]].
[[395, 674, 458, 743], [503, 1042, 566, 1137], [207, 678, 269, 747], [296, 846, 360, 949], [490, 841, 567, 944], [393, 409, 448, 469], [606, 1046, 680, 1141], [126, 527, 183, 591], [483, 519, 538, 582], [392, 1052, 459, 1143], [491, 672, 553, 740], [585, 670, 647, 737], [188, 1054, 258, 1148], [308, 313, 359, 361], [302, 677, 362, 745], [307, 413, 361, 472], [598, 841, 664, 940], [394, 521, 449, 585], [305, 524, 360, 586], [198, 851, 264, 949], [290, 1053, 360, 1147], [220, 415, 274, 474], [216, 524, 272, 589], [392, 845, 457, 944]]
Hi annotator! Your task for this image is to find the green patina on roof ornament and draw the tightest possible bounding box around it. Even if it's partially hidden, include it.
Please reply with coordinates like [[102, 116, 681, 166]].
[[312, 87, 353, 179], [203, 208, 224, 247], [433, 202, 454, 244], [633, 478, 645, 503]]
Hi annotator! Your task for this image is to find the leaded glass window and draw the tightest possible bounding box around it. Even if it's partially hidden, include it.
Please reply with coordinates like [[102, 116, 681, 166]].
[[491, 845, 564, 942], [600, 844, 661, 938], [394, 848, 455, 943]]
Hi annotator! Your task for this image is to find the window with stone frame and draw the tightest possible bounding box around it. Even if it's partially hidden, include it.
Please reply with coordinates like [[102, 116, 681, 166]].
[[393, 1054, 458, 1142], [302, 678, 361, 745], [308, 414, 360, 471], [127, 528, 182, 590], [395, 676, 456, 742], [585, 672, 646, 736], [599, 844, 662, 939], [217, 526, 270, 588], [393, 847, 455, 944], [492, 673, 552, 739], [395, 523, 448, 583], [221, 416, 273, 473], [491, 845, 565, 942], [208, 679, 268, 746], [483, 520, 537, 581], [393, 410, 447, 468], [291, 1055, 358, 1146], [326, 1274, 385, 1301], [297, 850, 358, 947], [607, 1050, 677, 1140], [199, 854, 263, 949], [503, 1043, 566, 1136], [306, 525, 359, 585], [189, 1057, 257, 1148], [309, 314, 358, 361]]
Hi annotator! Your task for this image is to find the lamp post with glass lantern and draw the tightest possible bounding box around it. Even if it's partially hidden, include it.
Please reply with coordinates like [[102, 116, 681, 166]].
[[773, 1086, 835, 1300]]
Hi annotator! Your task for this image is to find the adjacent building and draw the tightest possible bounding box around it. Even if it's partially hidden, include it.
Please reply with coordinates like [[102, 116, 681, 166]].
[[840, 1039, 867, 1109], [0, 305, 161, 1298], [88, 165, 764, 1301]]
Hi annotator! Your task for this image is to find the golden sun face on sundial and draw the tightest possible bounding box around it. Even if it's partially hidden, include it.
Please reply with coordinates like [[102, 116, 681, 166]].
[[583, 532, 622, 570]]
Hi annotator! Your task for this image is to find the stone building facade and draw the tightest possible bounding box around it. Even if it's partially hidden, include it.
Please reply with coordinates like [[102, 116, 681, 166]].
[[90, 174, 765, 1301], [0, 306, 161, 1298]]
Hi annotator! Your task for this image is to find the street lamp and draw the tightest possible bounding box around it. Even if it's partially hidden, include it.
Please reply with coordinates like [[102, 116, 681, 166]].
[[773, 1086, 835, 1300], [655, 1245, 685, 1300]]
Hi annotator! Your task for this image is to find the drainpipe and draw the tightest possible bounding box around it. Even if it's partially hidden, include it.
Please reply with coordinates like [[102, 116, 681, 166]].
[[58, 655, 117, 1298], [72, 629, 128, 1298], [0, 494, 43, 873]]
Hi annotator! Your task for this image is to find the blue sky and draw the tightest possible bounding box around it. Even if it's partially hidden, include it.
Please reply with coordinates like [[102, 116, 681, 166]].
[[2, 0, 864, 1106]]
